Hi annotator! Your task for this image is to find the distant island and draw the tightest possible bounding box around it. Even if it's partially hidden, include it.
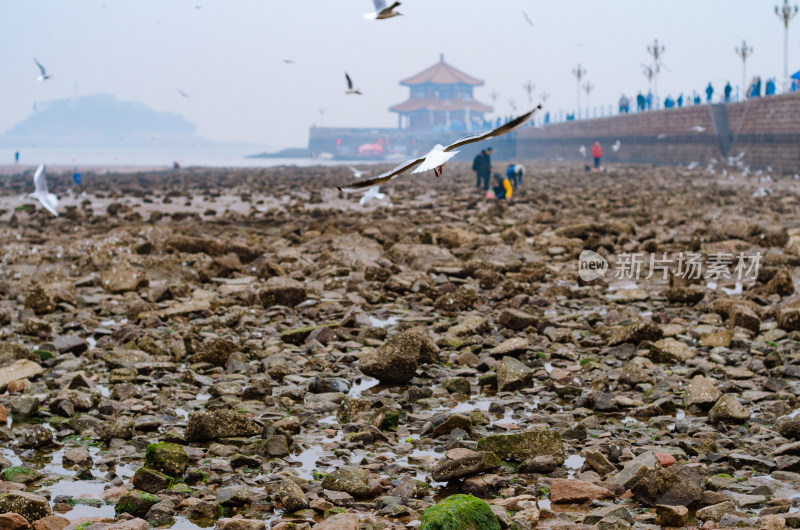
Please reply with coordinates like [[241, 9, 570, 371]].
[[247, 147, 311, 159], [1, 93, 211, 148]]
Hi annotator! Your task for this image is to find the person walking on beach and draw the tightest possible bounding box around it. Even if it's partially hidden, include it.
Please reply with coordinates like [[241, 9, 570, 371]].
[[473, 149, 485, 188], [591, 141, 603, 171]]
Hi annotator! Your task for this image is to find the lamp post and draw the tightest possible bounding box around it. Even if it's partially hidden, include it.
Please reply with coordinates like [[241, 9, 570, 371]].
[[735, 40, 754, 96], [775, 0, 799, 90], [572, 63, 586, 115], [523, 81, 535, 104], [646, 38, 665, 108]]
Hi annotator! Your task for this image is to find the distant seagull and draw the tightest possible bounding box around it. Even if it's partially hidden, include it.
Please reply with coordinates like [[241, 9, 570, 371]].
[[177, 89, 190, 98], [612, 140, 621, 153], [657, 133, 666, 140], [283, 59, 295, 64], [34, 58, 52, 81], [32, 103, 38, 113], [345, 72, 362, 95], [687, 161, 699, 170], [690, 125, 705, 133], [359, 185, 386, 205], [578, 145, 587, 157], [29, 164, 59, 216], [338, 105, 541, 192], [348, 166, 369, 178], [521, 10, 534, 27], [363, 0, 402, 19], [753, 187, 772, 198]]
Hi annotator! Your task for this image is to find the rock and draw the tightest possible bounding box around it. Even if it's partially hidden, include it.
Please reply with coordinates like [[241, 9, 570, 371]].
[[52, 335, 87, 355], [730, 305, 762, 333], [607, 321, 662, 346], [274, 479, 309, 513], [584, 505, 634, 525], [132, 467, 172, 494], [216, 519, 266, 530], [779, 308, 800, 331], [708, 394, 750, 424], [432, 414, 472, 438], [144, 442, 189, 477], [308, 376, 351, 394], [312, 513, 359, 530], [359, 327, 439, 384], [511, 508, 540, 530], [216, 486, 257, 507], [585, 448, 617, 476], [655, 453, 677, 468], [259, 276, 307, 307], [101, 417, 135, 441], [779, 418, 800, 440], [696, 501, 737, 522], [549, 479, 614, 503], [18, 424, 53, 448], [0, 360, 43, 390], [185, 410, 261, 442], [31, 515, 69, 530], [435, 286, 479, 313], [766, 269, 795, 296], [145, 499, 177, 523], [321, 466, 370, 498], [649, 338, 692, 363], [190, 337, 238, 366], [655, 504, 688, 527], [496, 356, 534, 391], [114, 490, 159, 518], [389, 243, 456, 271], [699, 328, 732, 347], [0, 492, 50, 524], [518, 455, 561, 473], [101, 264, 148, 293], [597, 515, 632, 530], [24, 284, 55, 315], [498, 308, 540, 331], [462, 474, 509, 497], [631, 464, 702, 507], [487, 338, 530, 358], [476, 430, 564, 462], [420, 494, 501, 530], [0, 512, 30, 530], [684, 375, 721, 409], [431, 451, 501, 482]]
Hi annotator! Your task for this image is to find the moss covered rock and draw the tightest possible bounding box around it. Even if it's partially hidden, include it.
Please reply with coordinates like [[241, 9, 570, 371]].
[[115, 490, 159, 518], [476, 430, 564, 463], [145, 442, 190, 477], [1, 466, 42, 484], [420, 494, 500, 530]]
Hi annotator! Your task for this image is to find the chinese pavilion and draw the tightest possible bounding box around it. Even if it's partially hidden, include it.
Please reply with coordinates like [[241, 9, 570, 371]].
[[389, 54, 493, 132]]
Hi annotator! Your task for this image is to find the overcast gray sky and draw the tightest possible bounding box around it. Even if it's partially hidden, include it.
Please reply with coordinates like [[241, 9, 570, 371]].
[[2, 0, 793, 148]]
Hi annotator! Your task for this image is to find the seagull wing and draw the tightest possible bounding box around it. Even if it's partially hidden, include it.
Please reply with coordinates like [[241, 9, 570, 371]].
[[348, 166, 364, 178], [372, 0, 387, 11], [338, 156, 425, 192], [384, 1, 400, 12], [522, 10, 534, 26], [443, 104, 541, 152], [345, 72, 354, 90], [34, 58, 46, 76], [39, 196, 58, 217], [33, 164, 47, 195]]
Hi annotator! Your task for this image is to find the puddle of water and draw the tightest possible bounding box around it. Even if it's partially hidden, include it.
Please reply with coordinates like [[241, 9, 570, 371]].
[[348, 377, 379, 397], [539, 499, 551, 510], [86, 337, 97, 349], [318, 415, 337, 426], [195, 391, 211, 401], [564, 454, 585, 478], [369, 315, 402, 328], [174, 408, 189, 420], [544, 362, 553, 374], [96, 385, 110, 398], [608, 280, 638, 291]]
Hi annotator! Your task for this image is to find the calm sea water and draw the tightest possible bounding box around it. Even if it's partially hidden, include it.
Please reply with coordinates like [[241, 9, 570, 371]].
[[0, 146, 377, 169]]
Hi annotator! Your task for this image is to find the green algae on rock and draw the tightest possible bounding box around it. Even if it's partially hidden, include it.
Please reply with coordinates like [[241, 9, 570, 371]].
[[420, 494, 500, 530]]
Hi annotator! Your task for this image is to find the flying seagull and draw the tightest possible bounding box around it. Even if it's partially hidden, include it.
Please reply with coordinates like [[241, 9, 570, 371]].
[[348, 166, 369, 178], [521, 10, 534, 27], [345, 72, 362, 95], [34, 58, 52, 81], [359, 185, 386, 205], [338, 105, 541, 192], [177, 89, 190, 98], [29, 164, 59, 216], [612, 140, 621, 153], [578, 145, 587, 158], [363, 0, 402, 19], [690, 125, 705, 133], [283, 59, 295, 64]]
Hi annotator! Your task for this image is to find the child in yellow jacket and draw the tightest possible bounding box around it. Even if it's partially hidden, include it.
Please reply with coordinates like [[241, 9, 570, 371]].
[[492, 173, 513, 199]]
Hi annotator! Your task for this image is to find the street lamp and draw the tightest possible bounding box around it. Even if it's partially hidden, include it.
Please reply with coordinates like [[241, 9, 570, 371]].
[[641, 64, 655, 109], [735, 40, 754, 96], [572, 63, 586, 115], [647, 38, 665, 108], [523, 81, 535, 104], [775, 0, 798, 90]]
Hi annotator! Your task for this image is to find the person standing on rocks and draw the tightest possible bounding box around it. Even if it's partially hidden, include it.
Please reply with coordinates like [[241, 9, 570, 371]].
[[472, 149, 485, 188], [478, 147, 493, 192], [591, 141, 603, 171]]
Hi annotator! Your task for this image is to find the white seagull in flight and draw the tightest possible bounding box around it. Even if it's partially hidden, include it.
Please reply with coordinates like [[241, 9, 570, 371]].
[[338, 105, 542, 192], [177, 89, 190, 98], [348, 166, 369, 178], [364, 0, 402, 19], [359, 185, 386, 205], [612, 140, 621, 153], [578, 145, 587, 158], [521, 10, 534, 27], [34, 58, 52, 81], [29, 164, 59, 216], [345, 72, 362, 95], [690, 125, 705, 133]]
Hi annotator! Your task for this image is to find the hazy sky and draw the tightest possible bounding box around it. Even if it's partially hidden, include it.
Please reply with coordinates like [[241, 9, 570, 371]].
[[2, 0, 794, 148]]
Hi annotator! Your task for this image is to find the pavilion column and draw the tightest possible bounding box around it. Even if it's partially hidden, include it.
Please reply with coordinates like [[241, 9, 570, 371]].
[[466, 108, 472, 131], [446, 110, 451, 129], [398, 114, 402, 129]]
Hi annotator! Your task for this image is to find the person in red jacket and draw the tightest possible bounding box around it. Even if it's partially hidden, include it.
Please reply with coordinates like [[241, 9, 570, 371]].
[[591, 141, 603, 171]]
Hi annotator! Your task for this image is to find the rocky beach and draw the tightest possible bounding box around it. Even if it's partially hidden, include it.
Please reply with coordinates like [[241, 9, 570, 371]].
[[0, 161, 799, 530]]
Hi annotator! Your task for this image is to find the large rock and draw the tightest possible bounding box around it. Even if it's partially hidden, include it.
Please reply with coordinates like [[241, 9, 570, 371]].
[[144, 442, 189, 477], [215, 519, 265, 530], [313, 513, 360, 530], [708, 394, 750, 424], [649, 338, 692, 363], [258, 276, 307, 307], [101, 264, 148, 293], [389, 244, 456, 271], [498, 308, 540, 331], [420, 494, 501, 530], [476, 430, 564, 463], [496, 356, 534, 391], [655, 505, 688, 527], [274, 479, 308, 513], [684, 375, 721, 409], [549, 479, 614, 504], [431, 451, 501, 482], [607, 321, 662, 346], [24, 285, 55, 315], [631, 465, 702, 507], [114, 490, 159, 518], [487, 338, 530, 358], [359, 327, 439, 384], [778, 308, 800, 331], [0, 360, 43, 390], [468, 244, 523, 272], [0, 491, 51, 523], [190, 337, 238, 366], [696, 501, 737, 522], [321, 465, 370, 498], [185, 410, 261, 442]]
